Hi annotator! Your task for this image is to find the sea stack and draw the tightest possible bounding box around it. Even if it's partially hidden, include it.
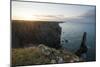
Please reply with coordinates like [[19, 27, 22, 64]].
[[75, 32, 88, 57]]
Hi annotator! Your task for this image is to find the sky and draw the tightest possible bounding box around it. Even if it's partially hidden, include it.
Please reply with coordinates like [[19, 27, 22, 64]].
[[12, 1, 96, 21]]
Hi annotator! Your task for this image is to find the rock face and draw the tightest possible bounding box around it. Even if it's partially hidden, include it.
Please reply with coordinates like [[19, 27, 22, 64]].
[[12, 20, 62, 49]]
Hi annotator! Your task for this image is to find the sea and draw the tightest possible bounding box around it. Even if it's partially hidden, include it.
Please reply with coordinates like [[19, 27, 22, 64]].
[[59, 22, 96, 61]]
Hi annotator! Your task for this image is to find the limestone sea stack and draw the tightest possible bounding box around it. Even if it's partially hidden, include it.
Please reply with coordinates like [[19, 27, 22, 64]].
[[75, 32, 88, 57]]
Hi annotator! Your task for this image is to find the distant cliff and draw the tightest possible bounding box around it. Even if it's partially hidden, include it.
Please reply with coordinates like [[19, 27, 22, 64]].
[[12, 20, 62, 49]]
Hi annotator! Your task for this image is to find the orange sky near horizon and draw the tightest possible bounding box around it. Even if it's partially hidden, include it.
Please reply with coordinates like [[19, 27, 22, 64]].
[[12, 1, 95, 21]]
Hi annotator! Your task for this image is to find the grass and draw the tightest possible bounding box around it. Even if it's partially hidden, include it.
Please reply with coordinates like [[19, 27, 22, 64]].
[[12, 46, 82, 66], [12, 47, 51, 66]]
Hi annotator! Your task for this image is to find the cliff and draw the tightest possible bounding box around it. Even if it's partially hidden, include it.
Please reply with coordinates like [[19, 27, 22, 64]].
[[12, 20, 88, 66], [12, 20, 62, 49]]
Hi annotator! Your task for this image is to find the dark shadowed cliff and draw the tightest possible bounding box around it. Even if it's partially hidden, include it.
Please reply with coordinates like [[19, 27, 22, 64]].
[[12, 20, 62, 49]]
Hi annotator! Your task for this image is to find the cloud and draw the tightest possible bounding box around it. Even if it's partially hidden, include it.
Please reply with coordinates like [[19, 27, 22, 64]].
[[65, 9, 96, 23], [81, 9, 96, 18], [32, 15, 65, 21]]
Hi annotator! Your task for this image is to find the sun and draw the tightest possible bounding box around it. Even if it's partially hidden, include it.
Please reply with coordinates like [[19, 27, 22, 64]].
[[21, 14, 34, 20], [13, 11, 36, 21]]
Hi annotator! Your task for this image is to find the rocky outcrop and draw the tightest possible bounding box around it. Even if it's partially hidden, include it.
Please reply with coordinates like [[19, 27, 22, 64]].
[[12, 20, 62, 49], [38, 44, 81, 64], [12, 44, 82, 66], [75, 32, 88, 57]]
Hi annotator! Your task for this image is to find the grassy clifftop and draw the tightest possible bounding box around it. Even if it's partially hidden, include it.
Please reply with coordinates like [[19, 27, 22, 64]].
[[12, 44, 82, 66]]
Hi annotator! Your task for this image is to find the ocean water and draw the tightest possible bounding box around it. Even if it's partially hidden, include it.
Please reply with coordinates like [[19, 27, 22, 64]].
[[59, 22, 96, 61]]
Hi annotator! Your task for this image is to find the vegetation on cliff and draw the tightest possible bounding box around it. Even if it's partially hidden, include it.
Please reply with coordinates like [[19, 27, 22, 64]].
[[12, 44, 82, 66]]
